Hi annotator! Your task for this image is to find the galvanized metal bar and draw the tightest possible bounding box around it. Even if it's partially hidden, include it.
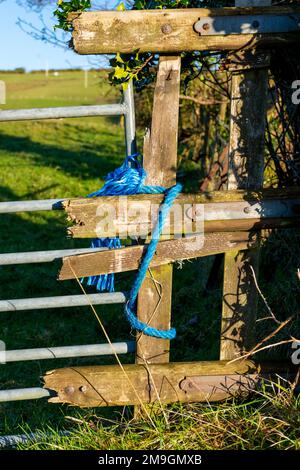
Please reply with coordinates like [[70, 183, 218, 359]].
[[123, 81, 137, 156], [0, 431, 70, 448], [4, 193, 299, 218], [0, 247, 107, 265], [0, 199, 65, 213], [194, 13, 300, 36], [0, 292, 126, 312], [203, 198, 300, 221], [0, 104, 126, 122], [3, 341, 135, 362], [0, 387, 50, 402]]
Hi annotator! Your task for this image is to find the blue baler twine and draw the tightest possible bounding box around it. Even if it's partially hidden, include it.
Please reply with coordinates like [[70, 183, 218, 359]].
[[84, 153, 182, 339], [125, 183, 181, 339]]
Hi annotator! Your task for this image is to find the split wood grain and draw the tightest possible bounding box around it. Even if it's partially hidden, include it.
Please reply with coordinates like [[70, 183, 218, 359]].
[[44, 359, 257, 407], [59, 231, 257, 280], [69, 7, 300, 54], [135, 56, 181, 373], [62, 189, 300, 238], [44, 360, 296, 407], [220, 0, 271, 360]]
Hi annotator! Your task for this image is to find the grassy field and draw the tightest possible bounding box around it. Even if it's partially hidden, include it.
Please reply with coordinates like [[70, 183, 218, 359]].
[[0, 70, 299, 449], [0, 70, 222, 438]]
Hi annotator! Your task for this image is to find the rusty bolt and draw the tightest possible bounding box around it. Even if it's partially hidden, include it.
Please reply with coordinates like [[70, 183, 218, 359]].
[[64, 386, 75, 394], [202, 23, 210, 31], [161, 24, 172, 34]]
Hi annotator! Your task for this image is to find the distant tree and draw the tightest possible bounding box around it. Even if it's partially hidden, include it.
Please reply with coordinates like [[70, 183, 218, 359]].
[[14, 67, 26, 73]]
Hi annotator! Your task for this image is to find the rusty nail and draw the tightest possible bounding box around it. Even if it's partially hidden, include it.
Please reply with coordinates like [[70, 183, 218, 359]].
[[202, 23, 210, 31], [161, 24, 172, 34]]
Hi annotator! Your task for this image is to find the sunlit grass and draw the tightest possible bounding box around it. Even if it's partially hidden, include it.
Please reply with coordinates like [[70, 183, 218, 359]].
[[18, 381, 300, 450], [0, 70, 299, 447]]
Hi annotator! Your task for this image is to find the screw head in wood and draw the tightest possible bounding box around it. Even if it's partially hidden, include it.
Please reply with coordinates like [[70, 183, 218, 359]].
[[202, 23, 210, 31], [64, 386, 75, 395], [161, 24, 172, 34]]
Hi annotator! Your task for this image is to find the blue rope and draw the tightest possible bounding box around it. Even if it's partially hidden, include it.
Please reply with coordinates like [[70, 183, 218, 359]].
[[83, 153, 182, 339], [125, 183, 181, 340]]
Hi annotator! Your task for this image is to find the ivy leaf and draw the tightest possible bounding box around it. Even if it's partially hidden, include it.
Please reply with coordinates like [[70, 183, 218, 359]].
[[113, 66, 130, 80], [116, 2, 126, 11]]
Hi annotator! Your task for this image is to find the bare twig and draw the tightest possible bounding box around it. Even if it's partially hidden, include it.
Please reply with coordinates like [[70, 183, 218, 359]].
[[179, 94, 228, 106], [250, 265, 281, 325], [228, 317, 293, 364]]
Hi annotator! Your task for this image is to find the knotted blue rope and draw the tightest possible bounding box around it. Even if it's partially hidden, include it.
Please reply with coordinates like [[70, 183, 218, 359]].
[[125, 183, 181, 339], [83, 153, 181, 339]]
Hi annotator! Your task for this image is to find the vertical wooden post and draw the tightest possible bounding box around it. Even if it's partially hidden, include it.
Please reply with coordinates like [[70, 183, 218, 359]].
[[220, 0, 270, 360], [135, 56, 181, 374]]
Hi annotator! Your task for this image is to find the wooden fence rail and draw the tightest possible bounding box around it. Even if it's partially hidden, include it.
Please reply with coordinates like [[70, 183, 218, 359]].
[[69, 6, 300, 54]]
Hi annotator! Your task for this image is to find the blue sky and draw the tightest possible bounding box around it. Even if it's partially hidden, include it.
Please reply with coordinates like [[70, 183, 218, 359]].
[[0, 1, 118, 71]]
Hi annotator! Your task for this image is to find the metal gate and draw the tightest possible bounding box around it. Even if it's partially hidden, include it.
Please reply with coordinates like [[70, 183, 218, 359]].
[[0, 81, 136, 405]]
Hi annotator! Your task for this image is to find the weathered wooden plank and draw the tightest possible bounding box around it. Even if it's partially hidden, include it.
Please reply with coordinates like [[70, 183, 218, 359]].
[[59, 232, 257, 280], [62, 189, 300, 238], [220, 0, 270, 361], [136, 56, 181, 374], [69, 7, 300, 54], [44, 359, 255, 406], [43, 360, 296, 407], [63, 186, 300, 211]]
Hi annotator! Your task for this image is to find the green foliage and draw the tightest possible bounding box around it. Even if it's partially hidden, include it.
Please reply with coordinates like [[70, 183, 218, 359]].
[[14, 67, 26, 74], [54, 0, 91, 32], [53, 1, 233, 89], [108, 1, 232, 90]]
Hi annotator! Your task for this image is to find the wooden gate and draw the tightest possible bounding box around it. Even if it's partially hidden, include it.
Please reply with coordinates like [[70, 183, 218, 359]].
[[1, 5, 300, 414], [44, 5, 300, 409]]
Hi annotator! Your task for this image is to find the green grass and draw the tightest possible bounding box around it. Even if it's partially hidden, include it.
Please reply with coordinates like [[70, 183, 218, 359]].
[[0, 70, 135, 434], [18, 383, 300, 450], [0, 70, 299, 448], [0, 70, 222, 437]]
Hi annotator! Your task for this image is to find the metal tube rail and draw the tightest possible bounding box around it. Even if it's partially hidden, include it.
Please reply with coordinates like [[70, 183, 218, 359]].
[[0, 103, 126, 122], [0, 199, 65, 213], [123, 82, 137, 156], [0, 388, 50, 402], [0, 431, 70, 448], [0, 292, 126, 312], [0, 247, 107, 265], [3, 341, 135, 362]]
